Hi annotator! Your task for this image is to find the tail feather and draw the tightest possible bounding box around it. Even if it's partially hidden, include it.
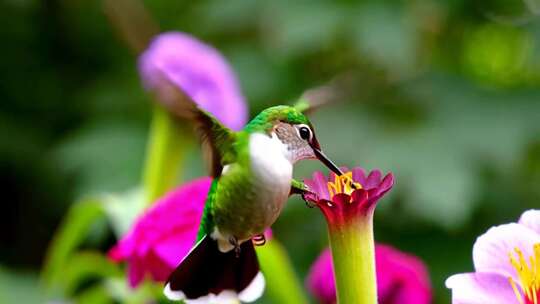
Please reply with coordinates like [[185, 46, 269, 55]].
[[164, 236, 264, 303]]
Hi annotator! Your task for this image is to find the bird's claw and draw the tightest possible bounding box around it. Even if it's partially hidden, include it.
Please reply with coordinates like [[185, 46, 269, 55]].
[[301, 191, 316, 208], [252, 234, 266, 246]]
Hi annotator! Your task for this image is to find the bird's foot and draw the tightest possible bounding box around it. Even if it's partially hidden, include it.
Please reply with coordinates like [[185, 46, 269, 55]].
[[252, 234, 266, 246], [302, 192, 316, 208], [229, 236, 241, 258]]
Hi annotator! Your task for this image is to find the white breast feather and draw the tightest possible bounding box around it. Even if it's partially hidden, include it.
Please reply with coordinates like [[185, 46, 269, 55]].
[[248, 132, 293, 216]]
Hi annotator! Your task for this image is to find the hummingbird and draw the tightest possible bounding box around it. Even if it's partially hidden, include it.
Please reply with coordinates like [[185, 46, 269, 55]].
[[157, 80, 344, 303]]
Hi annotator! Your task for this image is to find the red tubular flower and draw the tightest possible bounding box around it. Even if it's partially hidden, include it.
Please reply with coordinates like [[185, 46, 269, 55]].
[[304, 167, 394, 228], [303, 167, 394, 304]]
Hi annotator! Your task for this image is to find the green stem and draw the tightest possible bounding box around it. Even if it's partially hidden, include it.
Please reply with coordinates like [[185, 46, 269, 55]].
[[256, 239, 309, 304], [327, 214, 377, 304], [142, 105, 190, 205]]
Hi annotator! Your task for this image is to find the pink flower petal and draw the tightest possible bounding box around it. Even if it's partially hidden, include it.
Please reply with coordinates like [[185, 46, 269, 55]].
[[378, 173, 395, 194], [303, 167, 394, 205], [139, 32, 248, 130], [368, 173, 395, 200], [473, 223, 540, 281], [518, 209, 540, 235], [306, 249, 336, 304], [305, 171, 331, 200], [108, 236, 133, 262], [375, 244, 431, 304], [146, 250, 176, 282], [263, 228, 273, 240], [127, 256, 145, 288], [108, 247, 125, 262], [364, 170, 382, 189], [352, 167, 367, 185], [445, 272, 517, 304], [153, 234, 196, 268]]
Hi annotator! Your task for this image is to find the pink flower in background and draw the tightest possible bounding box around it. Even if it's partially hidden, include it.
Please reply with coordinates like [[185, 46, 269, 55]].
[[446, 210, 540, 304], [307, 244, 432, 304], [376, 244, 432, 304], [139, 31, 248, 130], [108, 177, 212, 287]]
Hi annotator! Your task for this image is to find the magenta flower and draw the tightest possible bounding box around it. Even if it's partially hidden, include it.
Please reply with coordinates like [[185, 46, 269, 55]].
[[307, 244, 432, 304], [446, 209, 540, 304], [108, 177, 212, 287], [139, 32, 248, 130]]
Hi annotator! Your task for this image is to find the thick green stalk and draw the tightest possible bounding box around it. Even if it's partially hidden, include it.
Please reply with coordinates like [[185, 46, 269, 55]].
[[256, 239, 309, 304], [327, 214, 377, 304], [142, 106, 189, 205]]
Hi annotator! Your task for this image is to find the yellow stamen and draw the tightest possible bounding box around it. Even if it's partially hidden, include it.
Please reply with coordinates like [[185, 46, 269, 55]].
[[510, 277, 525, 304], [327, 172, 363, 200], [508, 243, 540, 304]]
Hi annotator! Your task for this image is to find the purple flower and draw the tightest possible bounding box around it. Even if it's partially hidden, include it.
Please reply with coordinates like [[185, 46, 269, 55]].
[[307, 244, 432, 304], [108, 177, 212, 287], [139, 32, 248, 130], [446, 210, 540, 304]]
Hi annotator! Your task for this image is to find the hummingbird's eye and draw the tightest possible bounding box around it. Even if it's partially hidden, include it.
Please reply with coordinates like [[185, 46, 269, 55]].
[[298, 126, 312, 141]]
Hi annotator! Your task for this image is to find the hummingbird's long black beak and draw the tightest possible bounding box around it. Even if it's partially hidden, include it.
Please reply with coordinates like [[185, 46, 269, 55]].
[[311, 145, 344, 176]]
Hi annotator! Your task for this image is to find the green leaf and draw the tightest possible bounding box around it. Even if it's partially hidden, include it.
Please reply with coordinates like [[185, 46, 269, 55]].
[[75, 283, 113, 304], [41, 198, 105, 292], [63, 251, 122, 294], [0, 267, 44, 304], [104, 277, 164, 304], [142, 106, 192, 205]]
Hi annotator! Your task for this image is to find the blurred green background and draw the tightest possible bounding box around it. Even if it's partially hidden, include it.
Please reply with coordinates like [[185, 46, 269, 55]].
[[1, 0, 540, 303]]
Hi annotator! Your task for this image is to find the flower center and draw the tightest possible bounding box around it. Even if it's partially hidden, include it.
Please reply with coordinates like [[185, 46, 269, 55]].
[[327, 172, 363, 199], [509, 243, 540, 304]]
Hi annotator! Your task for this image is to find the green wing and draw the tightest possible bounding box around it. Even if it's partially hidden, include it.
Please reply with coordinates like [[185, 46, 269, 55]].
[[152, 75, 236, 177], [197, 178, 219, 240], [191, 108, 237, 177]]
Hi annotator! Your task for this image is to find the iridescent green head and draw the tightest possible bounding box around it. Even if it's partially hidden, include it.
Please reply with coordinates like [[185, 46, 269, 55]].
[[245, 105, 343, 175], [245, 105, 310, 131]]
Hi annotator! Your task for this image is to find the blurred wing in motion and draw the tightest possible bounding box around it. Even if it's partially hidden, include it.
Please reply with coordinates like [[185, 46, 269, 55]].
[[152, 73, 237, 177], [293, 73, 354, 115], [293, 85, 339, 115]]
